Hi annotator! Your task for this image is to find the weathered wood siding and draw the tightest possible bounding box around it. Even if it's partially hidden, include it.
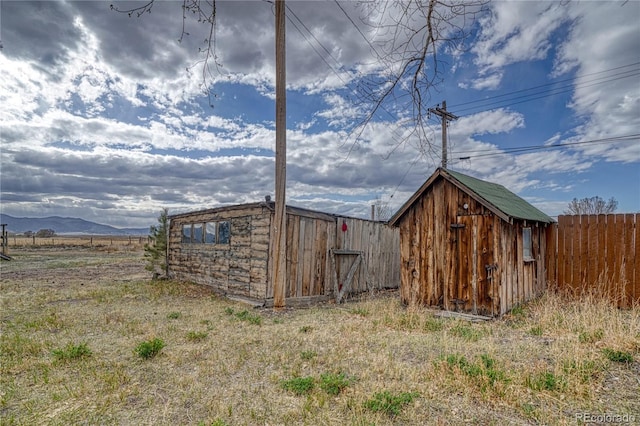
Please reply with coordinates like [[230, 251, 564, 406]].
[[266, 211, 336, 299], [168, 205, 270, 299], [397, 177, 549, 316], [547, 214, 639, 307], [170, 204, 400, 303], [334, 217, 400, 294]]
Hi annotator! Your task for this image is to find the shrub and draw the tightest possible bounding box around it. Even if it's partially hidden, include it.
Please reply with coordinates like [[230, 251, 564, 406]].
[[52, 342, 92, 362], [144, 208, 169, 278], [363, 391, 419, 416], [281, 376, 315, 395], [135, 338, 165, 359], [319, 372, 353, 395], [602, 348, 634, 363], [525, 371, 566, 392]]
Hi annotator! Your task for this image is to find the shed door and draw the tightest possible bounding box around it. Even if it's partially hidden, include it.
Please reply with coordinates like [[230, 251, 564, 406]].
[[453, 215, 495, 315]]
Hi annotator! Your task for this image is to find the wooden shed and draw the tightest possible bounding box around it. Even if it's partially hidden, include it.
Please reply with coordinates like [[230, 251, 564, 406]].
[[168, 201, 400, 305], [389, 168, 554, 316]]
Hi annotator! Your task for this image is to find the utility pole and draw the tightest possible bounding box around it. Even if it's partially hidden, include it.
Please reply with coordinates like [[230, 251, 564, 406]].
[[272, 0, 286, 308], [428, 100, 458, 168]]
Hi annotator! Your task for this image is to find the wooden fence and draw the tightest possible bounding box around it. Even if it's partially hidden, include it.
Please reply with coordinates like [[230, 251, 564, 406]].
[[545, 214, 639, 307]]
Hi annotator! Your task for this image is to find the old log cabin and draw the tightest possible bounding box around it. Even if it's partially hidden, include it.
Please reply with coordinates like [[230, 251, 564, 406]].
[[168, 201, 400, 306], [389, 168, 554, 316]]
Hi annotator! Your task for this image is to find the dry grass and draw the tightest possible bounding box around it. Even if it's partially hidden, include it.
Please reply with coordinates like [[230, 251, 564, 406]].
[[1, 247, 638, 425]]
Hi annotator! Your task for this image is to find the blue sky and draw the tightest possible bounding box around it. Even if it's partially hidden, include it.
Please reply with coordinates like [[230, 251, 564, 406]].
[[1, 0, 639, 228]]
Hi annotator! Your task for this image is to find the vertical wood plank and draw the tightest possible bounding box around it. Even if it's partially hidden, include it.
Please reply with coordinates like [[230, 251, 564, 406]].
[[586, 215, 598, 286], [613, 214, 626, 290], [622, 213, 635, 307], [492, 215, 501, 316], [557, 216, 567, 287], [286, 215, 297, 297], [596, 214, 606, 284], [433, 181, 446, 309], [571, 216, 582, 290], [516, 224, 524, 305], [313, 220, 328, 296], [606, 214, 618, 293], [634, 213, 640, 307]]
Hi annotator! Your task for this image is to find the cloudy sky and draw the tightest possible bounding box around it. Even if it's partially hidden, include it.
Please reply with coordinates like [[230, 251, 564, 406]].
[[1, 0, 639, 228]]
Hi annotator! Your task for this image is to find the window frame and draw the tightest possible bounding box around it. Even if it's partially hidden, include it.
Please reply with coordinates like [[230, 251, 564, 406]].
[[181, 224, 193, 244], [522, 227, 534, 262]]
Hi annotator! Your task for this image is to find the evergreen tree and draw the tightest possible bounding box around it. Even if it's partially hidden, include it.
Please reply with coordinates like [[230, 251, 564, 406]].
[[144, 208, 168, 278]]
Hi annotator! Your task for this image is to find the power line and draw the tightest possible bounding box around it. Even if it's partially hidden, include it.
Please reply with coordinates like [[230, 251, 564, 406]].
[[454, 69, 640, 116], [449, 62, 640, 109], [448, 134, 639, 163], [284, 4, 350, 84], [333, 0, 382, 59]]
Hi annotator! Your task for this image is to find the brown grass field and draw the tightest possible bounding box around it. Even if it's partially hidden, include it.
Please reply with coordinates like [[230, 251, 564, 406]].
[[1, 239, 638, 425]]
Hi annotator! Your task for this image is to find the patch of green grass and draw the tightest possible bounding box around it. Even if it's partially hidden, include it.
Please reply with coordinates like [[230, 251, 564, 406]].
[[349, 307, 370, 317], [300, 350, 317, 360], [24, 311, 64, 331], [441, 353, 509, 392], [529, 326, 543, 336], [281, 376, 315, 396], [234, 310, 262, 325], [186, 331, 208, 342], [167, 311, 182, 319], [602, 348, 634, 363], [525, 371, 566, 392], [299, 325, 313, 333], [510, 304, 525, 318], [450, 322, 486, 342], [224, 307, 235, 315], [562, 359, 602, 383], [0, 332, 46, 362], [51, 342, 92, 362], [363, 390, 419, 416], [423, 317, 444, 332], [578, 328, 603, 343], [319, 372, 354, 395], [134, 338, 165, 359]]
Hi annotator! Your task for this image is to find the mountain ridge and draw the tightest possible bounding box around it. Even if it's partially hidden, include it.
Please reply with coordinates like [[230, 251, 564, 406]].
[[0, 214, 150, 235]]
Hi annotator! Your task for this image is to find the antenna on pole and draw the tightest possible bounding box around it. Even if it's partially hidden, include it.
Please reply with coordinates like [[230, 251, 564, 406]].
[[428, 100, 458, 168]]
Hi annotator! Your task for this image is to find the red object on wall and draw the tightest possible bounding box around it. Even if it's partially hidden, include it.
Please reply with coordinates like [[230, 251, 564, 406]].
[[341, 221, 348, 232]]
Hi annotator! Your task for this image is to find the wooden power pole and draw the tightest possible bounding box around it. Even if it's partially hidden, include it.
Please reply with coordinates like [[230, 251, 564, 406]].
[[272, 0, 287, 308], [428, 100, 458, 168]]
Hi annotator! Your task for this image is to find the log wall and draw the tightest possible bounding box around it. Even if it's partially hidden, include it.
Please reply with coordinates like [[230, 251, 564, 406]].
[[168, 205, 270, 299]]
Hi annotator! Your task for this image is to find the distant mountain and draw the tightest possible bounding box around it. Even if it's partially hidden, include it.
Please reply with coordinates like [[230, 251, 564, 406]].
[[0, 214, 149, 235]]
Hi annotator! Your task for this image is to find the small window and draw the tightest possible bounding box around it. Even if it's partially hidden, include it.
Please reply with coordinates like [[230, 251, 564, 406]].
[[193, 223, 204, 243], [182, 224, 192, 244], [205, 222, 216, 244], [202, 221, 230, 244], [218, 221, 230, 244], [523, 227, 533, 261]]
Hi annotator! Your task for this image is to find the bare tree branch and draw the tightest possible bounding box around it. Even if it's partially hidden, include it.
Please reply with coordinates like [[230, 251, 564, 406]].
[[564, 196, 619, 215], [351, 0, 488, 156], [111, 0, 220, 106]]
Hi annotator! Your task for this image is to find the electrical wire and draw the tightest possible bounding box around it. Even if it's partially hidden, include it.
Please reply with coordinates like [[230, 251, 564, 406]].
[[447, 134, 639, 165]]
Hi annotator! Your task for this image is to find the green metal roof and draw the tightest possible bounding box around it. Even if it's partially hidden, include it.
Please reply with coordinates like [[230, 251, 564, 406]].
[[445, 169, 554, 223]]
